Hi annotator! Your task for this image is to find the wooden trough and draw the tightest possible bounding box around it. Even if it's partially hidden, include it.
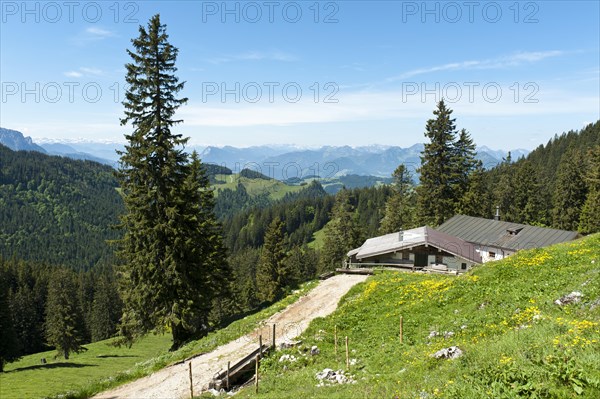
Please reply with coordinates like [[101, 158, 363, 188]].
[[208, 343, 271, 391], [335, 267, 374, 275]]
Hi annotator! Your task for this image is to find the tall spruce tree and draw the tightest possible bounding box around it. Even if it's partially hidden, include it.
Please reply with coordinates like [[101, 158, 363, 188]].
[[116, 14, 229, 349], [492, 153, 518, 221], [452, 128, 478, 207], [579, 146, 600, 234], [256, 218, 289, 303], [89, 275, 122, 342], [0, 270, 20, 371], [9, 285, 44, 355], [457, 161, 492, 218], [319, 189, 361, 271], [45, 269, 84, 360], [513, 160, 547, 225], [379, 164, 416, 234], [416, 100, 459, 226], [552, 149, 588, 230]]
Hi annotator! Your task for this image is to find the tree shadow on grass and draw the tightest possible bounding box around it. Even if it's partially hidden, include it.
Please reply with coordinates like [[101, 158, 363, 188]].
[[96, 355, 139, 358], [6, 362, 97, 373]]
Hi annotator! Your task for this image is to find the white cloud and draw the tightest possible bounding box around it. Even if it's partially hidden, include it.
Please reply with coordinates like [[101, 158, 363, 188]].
[[63, 67, 104, 78], [85, 27, 115, 38], [64, 71, 83, 78], [178, 84, 598, 128], [70, 27, 116, 46], [80, 67, 104, 76], [390, 50, 565, 80]]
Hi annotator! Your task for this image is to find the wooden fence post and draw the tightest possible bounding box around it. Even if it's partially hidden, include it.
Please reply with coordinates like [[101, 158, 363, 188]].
[[272, 323, 276, 349], [255, 354, 259, 394], [334, 325, 338, 355], [399, 316, 404, 343], [188, 361, 193, 399], [226, 361, 230, 390], [345, 336, 349, 369], [259, 334, 263, 358]]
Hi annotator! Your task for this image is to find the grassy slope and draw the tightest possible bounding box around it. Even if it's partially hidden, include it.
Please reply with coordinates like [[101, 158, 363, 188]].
[[307, 223, 328, 250], [0, 281, 317, 399], [213, 174, 302, 200], [235, 234, 600, 399]]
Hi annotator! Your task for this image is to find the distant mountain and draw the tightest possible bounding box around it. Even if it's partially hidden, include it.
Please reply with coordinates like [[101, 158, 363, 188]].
[[35, 139, 124, 164], [198, 144, 300, 170], [215, 143, 526, 179], [478, 145, 530, 163], [14, 134, 530, 179], [40, 143, 114, 166], [0, 129, 116, 165], [0, 128, 47, 153]]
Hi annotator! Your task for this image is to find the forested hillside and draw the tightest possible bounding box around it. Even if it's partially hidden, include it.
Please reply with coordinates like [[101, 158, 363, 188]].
[[483, 121, 600, 231], [0, 144, 122, 270], [1, 115, 598, 371]]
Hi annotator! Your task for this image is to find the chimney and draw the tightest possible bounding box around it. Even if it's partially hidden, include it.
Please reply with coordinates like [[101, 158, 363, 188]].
[[494, 206, 500, 221], [398, 231, 404, 241]]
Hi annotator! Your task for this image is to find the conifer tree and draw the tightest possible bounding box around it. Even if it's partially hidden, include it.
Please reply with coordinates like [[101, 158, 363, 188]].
[[45, 269, 84, 360], [10, 284, 47, 356], [579, 146, 600, 234], [89, 276, 122, 342], [416, 100, 459, 226], [116, 14, 229, 350], [493, 153, 517, 221], [256, 218, 289, 303], [552, 149, 588, 230], [319, 189, 361, 271], [379, 164, 416, 233], [0, 271, 20, 371], [457, 161, 492, 218], [513, 160, 547, 225], [452, 128, 478, 207], [286, 245, 318, 282]]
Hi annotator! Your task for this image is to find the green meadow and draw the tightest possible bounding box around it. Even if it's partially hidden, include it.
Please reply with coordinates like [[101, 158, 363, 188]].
[[0, 281, 317, 399], [233, 233, 600, 398]]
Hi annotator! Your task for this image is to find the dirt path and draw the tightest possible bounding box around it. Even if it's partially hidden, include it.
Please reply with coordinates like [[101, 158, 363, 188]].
[[94, 274, 367, 399]]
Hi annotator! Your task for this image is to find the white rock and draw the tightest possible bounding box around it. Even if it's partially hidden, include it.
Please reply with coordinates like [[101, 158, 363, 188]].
[[279, 354, 297, 363], [316, 368, 334, 380], [315, 368, 355, 386], [555, 291, 583, 306], [431, 346, 463, 360], [443, 331, 454, 338]]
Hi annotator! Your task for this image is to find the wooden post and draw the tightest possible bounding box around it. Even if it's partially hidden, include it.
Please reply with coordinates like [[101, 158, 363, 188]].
[[272, 323, 276, 349], [188, 361, 193, 399], [399, 316, 404, 343], [226, 361, 230, 390], [334, 325, 338, 355], [345, 336, 349, 369], [259, 334, 263, 358], [255, 354, 259, 394]]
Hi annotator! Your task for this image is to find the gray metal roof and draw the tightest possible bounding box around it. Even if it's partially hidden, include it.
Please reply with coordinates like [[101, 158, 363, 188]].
[[349, 226, 482, 264], [437, 215, 579, 251]]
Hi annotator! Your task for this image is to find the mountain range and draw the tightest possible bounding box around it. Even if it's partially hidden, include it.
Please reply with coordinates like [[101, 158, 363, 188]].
[[0, 128, 529, 179]]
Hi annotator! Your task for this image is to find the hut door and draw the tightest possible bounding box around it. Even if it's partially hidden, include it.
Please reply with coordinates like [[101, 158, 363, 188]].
[[414, 253, 428, 267]]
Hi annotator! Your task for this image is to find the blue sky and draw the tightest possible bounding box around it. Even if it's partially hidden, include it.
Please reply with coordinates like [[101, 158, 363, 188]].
[[1, 0, 599, 149]]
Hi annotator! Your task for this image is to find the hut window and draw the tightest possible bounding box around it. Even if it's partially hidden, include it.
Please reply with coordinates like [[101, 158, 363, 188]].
[[489, 251, 496, 258], [461, 263, 467, 270]]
